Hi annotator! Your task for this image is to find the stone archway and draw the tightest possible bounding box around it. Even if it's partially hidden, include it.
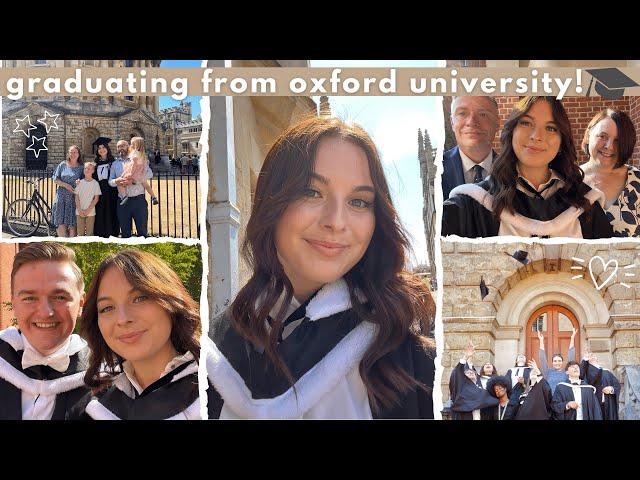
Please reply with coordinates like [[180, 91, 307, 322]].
[[495, 270, 610, 374], [82, 127, 100, 159]]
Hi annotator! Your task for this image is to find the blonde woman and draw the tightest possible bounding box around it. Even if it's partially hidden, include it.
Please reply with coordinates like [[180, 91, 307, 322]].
[[119, 137, 158, 206]]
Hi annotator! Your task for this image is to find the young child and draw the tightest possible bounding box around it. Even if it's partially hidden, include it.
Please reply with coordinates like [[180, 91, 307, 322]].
[[119, 136, 158, 206], [74, 162, 102, 236]]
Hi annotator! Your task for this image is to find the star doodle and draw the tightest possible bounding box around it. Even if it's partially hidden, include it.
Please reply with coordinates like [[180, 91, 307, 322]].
[[13, 115, 37, 137], [37, 110, 60, 133], [26, 136, 48, 159]]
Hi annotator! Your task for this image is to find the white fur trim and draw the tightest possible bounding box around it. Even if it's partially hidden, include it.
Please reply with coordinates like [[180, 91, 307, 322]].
[[306, 278, 354, 321], [0, 355, 86, 395], [205, 321, 378, 419], [449, 183, 604, 238], [558, 382, 597, 393], [0, 326, 87, 356], [85, 397, 202, 420]]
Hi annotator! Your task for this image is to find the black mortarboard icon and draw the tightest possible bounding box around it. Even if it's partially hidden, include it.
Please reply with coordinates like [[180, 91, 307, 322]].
[[585, 68, 639, 100], [511, 250, 530, 265], [92, 136, 112, 154], [479, 277, 489, 300]]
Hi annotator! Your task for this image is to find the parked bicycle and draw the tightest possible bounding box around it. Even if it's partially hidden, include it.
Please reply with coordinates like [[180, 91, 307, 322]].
[[5, 178, 57, 237]]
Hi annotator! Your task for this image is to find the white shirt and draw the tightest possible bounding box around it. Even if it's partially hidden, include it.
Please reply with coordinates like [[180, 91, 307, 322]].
[[510, 366, 527, 388], [516, 168, 565, 199], [74, 178, 102, 216], [20, 333, 86, 420], [569, 380, 583, 420], [460, 149, 493, 184]]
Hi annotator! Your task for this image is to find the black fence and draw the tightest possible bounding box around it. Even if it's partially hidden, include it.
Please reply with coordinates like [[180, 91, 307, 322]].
[[2, 167, 201, 239]]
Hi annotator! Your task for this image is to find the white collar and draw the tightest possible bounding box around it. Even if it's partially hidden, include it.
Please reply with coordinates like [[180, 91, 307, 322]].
[[559, 381, 596, 392], [0, 327, 86, 372], [459, 148, 493, 174], [114, 351, 197, 397]]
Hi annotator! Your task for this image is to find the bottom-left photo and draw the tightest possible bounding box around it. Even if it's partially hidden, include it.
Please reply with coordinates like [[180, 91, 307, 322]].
[[0, 240, 208, 420]]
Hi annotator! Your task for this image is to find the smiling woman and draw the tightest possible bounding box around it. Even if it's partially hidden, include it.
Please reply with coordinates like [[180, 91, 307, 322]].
[[207, 115, 436, 419], [67, 249, 206, 420], [442, 96, 614, 239]]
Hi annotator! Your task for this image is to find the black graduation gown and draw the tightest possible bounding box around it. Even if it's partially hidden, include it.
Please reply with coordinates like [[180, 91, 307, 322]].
[[551, 381, 603, 420], [510, 378, 553, 420], [505, 366, 532, 406], [580, 360, 621, 420], [67, 360, 205, 420], [442, 179, 614, 239], [0, 338, 90, 420], [93, 158, 120, 238], [207, 303, 436, 419], [481, 402, 515, 420], [449, 362, 498, 420]]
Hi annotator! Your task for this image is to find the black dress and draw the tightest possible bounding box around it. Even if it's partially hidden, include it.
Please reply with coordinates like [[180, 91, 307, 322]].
[[67, 359, 207, 420], [0, 333, 90, 420], [442, 179, 614, 239], [206, 279, 436, 419], [93, 158, 120, 238]]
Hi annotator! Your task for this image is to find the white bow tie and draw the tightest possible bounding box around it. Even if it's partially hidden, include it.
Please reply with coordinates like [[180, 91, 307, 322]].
[[21, 349, 70, 373]]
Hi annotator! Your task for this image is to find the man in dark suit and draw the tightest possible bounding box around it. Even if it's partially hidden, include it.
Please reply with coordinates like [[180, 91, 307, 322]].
[[442, 96, 500, 200]]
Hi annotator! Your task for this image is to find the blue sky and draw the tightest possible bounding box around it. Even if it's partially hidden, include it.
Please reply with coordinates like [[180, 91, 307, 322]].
[[159, 60, 202, 118], [310, 60, 444, 266]]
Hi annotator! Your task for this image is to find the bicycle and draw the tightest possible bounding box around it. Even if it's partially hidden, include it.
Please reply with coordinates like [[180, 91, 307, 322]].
[[5, 178, 57, 237]]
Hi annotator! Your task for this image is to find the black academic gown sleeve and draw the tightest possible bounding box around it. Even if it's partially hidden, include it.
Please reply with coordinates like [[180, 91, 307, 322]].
[[442, 195, 499, 238], [449, 361, 497, 418], [580, 360, 620, 420], [579, 202, 614, 239], [511, 379, 553, 420]]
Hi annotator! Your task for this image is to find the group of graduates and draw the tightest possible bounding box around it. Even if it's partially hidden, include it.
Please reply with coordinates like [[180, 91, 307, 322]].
[[449, 336, 621, 420]]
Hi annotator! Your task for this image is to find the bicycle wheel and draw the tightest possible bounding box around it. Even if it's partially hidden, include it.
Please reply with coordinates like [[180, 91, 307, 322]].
[[6, 199, 41, 237]]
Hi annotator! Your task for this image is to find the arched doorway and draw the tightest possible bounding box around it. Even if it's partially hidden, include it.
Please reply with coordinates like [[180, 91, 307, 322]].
[[82, 127, 100, 159], [526, 305, 581, 365]]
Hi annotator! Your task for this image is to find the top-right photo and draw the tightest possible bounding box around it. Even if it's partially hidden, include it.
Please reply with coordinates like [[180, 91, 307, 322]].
[[441, 61, 640, 240]]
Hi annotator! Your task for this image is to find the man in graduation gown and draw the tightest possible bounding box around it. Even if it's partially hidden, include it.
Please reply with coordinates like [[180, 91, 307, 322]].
[[442, 96, 500, 201], [449, 342, 498, 420], [552, 361, 602, 420], [0, 242, 89, 420], [580, 352, 621, 420]]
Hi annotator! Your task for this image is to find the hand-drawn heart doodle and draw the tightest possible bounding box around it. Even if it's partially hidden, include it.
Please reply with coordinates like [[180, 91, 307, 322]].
[[588, 256, 618, 291]]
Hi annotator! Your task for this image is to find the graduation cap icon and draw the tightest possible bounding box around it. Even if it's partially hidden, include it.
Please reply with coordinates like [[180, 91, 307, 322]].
[[479, 277, 489, 300], [585, 68, 639, 100], [92, 136, 112, 154]]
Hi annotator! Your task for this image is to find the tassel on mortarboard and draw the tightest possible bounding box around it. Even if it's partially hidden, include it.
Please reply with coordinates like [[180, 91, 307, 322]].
[[480, 277, 489, 300]]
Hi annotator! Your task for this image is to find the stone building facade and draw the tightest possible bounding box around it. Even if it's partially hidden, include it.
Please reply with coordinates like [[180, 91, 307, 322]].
[[418, 128, 438, 286], [159, 101, 197, 158], [441, 240, 640, 418], [208, 60, 318, 318], [2, 60, 164, 169]]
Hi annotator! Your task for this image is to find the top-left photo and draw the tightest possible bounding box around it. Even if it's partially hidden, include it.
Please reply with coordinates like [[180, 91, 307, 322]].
[[2, 59, 202, 239]]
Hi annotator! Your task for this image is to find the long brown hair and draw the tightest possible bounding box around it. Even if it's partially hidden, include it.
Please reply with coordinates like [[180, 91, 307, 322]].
[[490, 96, 590, 218], [80, 249, 201, 390], [230, 115, 435, 413]]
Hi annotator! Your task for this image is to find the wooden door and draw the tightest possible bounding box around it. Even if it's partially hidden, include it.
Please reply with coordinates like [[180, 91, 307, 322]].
[[526, 305, 580, 366]]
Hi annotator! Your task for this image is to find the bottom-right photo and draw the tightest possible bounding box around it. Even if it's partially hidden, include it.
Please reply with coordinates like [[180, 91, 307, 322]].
[[441, 239, 640, 420]]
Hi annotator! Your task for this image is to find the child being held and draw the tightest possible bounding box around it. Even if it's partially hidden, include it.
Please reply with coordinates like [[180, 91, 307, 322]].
[[119, 136, 159, 206], [74, 161, 102, 236]]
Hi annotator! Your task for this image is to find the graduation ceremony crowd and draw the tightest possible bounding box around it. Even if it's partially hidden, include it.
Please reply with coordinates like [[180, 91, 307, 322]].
[[50, 136, 158, 239], [449, 333, 621, 420]]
